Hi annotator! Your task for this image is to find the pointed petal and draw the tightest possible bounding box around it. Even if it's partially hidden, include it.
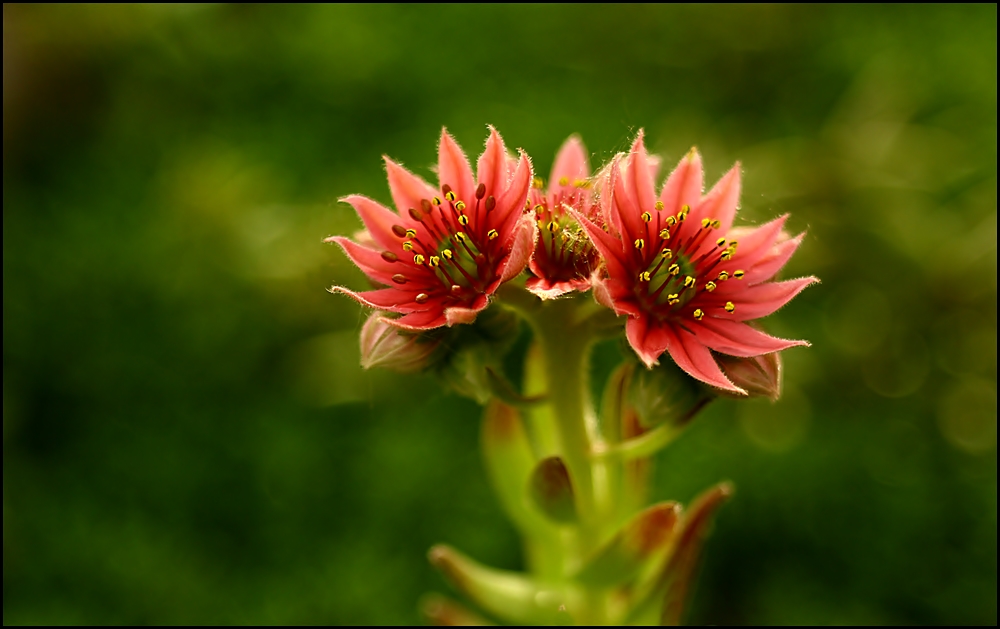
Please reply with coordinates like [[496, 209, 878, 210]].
[[592, 275, 642, 317], [327, 285, 422, 312], [495, 151, 533, 240], [549, 135, 590, 196], [476, 125, 509, 200], [659, 148, 703, 216], [569, 209, 630, 282], [711, 215, 789, 282], [383, 157, 439, 216], [691, 163, 741, 237], [690, 318, 809, 357], [498, 215, 536, 283], [339, 194, 410, 252], [384, 309, 448, 331], [438, 128, 476, 207], [743, 233, 804, 285], [327, 236, 401, 285], [613, 154, 645, 243], [714, 276, 819, 321], [626, 316, 670, 368], [445, 303, 484, 326], [596, 158, 621, 238], [525, 276, 591, 300], [627, 131, 657, 219], [662, 325, 745, 393], [646, 153, 662, 185]]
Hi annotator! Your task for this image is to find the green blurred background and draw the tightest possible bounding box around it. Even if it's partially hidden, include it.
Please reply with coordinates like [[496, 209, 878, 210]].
[[3, 4, 996, 625]]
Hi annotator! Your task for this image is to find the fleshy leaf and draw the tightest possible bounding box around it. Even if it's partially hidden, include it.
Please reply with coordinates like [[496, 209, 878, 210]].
[[528, 456, 578, 524]]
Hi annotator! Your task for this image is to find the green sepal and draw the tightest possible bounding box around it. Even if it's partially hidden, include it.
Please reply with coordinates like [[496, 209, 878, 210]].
[[572, 501, 681, 587], [528, 456, 578, 524], [428, 544, 573, 625]]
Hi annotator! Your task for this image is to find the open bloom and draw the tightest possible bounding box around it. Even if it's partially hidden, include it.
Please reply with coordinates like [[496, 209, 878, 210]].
[[327, 127, 535, 330], [524, 136, 603, 299], [574, 131, 818, 393]]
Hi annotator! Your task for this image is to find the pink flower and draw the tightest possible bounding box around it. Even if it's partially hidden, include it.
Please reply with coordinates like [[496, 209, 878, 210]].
[[524, 136, 603, 299], [327, 127, 535, 330], [574, 131, 818, 393]]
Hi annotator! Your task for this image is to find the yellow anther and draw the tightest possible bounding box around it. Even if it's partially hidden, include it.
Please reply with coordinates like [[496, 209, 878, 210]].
[[525, 199, 532, 209], [533, 204, 545, 214], [573, 179, 591, 188], [413, 254, 426, 265], [718, 271, 729, 281], [455, 232, 467, 242], [661, 248, 673, 259], [693, 308, 705, 320], [680, 204, 690, 214], [702, 218, 712, 228], [721, 250, 734, 261], [488, 229, 499, 240], [668, 264, 680, 276], [724, 301, 736, 313], [458, 214, 469, 226], [683, 275, 696, 288], [428, 256, 441, 267], [655, 200, 664, 211], [716, 238, 726, 247], [729, 240, 738, 249], [659, 229, 671, 240], [432, 196, 442, 206], [641, 211, 652, 223], [634, 238, 645, 250], [639, 271, 651, 282], [733, 269, 745, 279], [405, 228, 417, 238], [532, 177, 544, 189], [710, 219, 721, 229], [705, 281, 717, 292], [667, 294, 680, 305], [665, 216, 677, 227], [402, 241, 414, 252], [558, 176, 569, 186], [445, 191, 457, 202], [442, 249, 454, 260], [547, 221, 559, 233], [455, 200, 466, 211]]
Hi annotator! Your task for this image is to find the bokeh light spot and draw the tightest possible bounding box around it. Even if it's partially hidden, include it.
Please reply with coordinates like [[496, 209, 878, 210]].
[[937, 377, 997, 455], [738, 385, 811, 452]]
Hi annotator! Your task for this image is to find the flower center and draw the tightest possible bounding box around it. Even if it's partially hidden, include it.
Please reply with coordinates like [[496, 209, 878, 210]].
[[529, 182, 599, 283]]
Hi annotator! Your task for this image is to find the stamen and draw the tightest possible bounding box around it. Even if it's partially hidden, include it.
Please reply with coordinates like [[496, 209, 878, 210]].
[[634, 238, 645, 250], [668, 264, 680, 276], [639, 271, 651, 282], [485, 196, 496, 212], [704, 281, 717, 292], [475, 183, 486, 199], [683, 276, 696, 288], [381, 251, 399, 263], [408, 208, 422, 221], [693, 308, 704, 320], [455, 232, 468, 243], [413, 254, 426, 265], [487, 229, 499, 240], [428, 256, 440, 268], [559, 176, 569, 186], [573, 179, 590, 188], [665, 216, 677, 227], [716, 238, 726, 247], [415, 293, 429, 304], [661, 248, 673, 259], [660, 229, 671, 240], [710, 219, 721, 229], [458, 215, 469, 226], [392, 225, 407, 238], [724, 301, 736, 313], [547, 221, 559, 233], [445, 191, 457, 203], [667, 294, 680, 305], [701, 218, 712, 228], [718, 271, 730, 281], [733, 269, 745, 279], [432, 196, 442, 206], [655, 200, 664, 211], [392, 274, 407, 284], [455, 200, 466, 211], [402, 241, 414, 251], [421, 199, 434, 214], [641, 212, 652, 223], [441, 249, 454, 260], [532, 177, 544, 189]]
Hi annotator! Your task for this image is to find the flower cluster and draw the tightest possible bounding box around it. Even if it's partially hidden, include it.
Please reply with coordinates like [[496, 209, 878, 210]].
[[328, 127, 816, 393]]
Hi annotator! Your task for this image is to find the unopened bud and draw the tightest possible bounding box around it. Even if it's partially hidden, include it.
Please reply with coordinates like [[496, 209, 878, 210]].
[[359, 312, 438, 372], [717, 352, 782, 400]]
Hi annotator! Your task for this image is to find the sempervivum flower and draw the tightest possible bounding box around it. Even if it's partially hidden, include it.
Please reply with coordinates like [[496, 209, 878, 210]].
[[327, 127, 535, 330], [574, 131, 818, 393], [524, 136, 603, 299]]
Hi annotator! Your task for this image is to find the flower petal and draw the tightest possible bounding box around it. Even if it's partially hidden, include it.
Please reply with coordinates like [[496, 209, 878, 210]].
[[497, 214, 536, 283], [713, 276, 819, 321], [627, 131, 657, 220], [613, 154, 646, 244], [476, 125, 509, 200], [743, 232, 804, 285], [662, 325, 745, 393], [626, 316, 669, 367], [326, 235, 400, 285], [384, 309, 448, 331], [339, 194, 411, 252], [438, 128, 476, 208], [525, 276, 591, 300], [384, 157, 439, 217], [690, 318, 809, 357], [549, 135, 589, 196], [327, 285, 422, 312], [569, 208, 630, 282], [690, 163, 740, 237], [495, 150, 533, 240], [659, 148, 703, 216]]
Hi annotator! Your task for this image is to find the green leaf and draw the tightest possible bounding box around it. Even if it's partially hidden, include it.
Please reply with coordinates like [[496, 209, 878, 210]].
[[528, 456, 578, 524]]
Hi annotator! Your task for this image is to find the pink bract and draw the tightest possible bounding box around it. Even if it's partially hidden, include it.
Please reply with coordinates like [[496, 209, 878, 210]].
[[574, 131, 818, 393], [327, 127, 536, 330], [524, 136, 603, 300]]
